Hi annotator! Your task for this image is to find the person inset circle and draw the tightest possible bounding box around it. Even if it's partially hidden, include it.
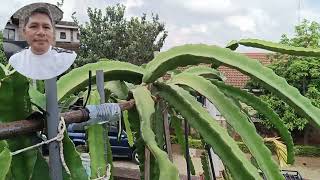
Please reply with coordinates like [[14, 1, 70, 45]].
[[8, 7, 76, 80]]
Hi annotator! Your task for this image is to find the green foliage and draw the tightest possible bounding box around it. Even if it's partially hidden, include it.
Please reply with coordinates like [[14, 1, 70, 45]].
[[238, 141, 320, 157], [0, 144, 11, 180], [294, 145, 320, 157], [170, 136, 203, 149], [0, 71, 88, 180], [200, 151, 211, 180], [3, 33, 320, 179], [123, 110, 134, 147], [30, 152, 50, 180], [170, 116, 196, 175], [62, 133, 89, 180], [86, 90, 110, 179], [246, 20, 320, 131], [128, 107, 146, 179], [170, 73, 283, 179], [57, 60, 144, 101], [73, 4, 167, 66], [0, 73, 37, 180], [211, 80, 294, 164], [157, 83, 261, 180], [226, 38, 320, 56], [142, 44, 320, 134], [133, 86, 179, 180]]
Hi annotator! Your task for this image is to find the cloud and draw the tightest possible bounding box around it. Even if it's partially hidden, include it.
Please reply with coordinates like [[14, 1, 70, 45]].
[[125, 0, 143, 10], [1, 0, 318, 52], [301, 9, 320, 22], [175, 0, 234, 14], [226, 15, 256, 33]]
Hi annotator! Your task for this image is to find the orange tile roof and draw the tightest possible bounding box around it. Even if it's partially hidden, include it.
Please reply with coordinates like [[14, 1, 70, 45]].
[[218, 53, 270, 88]]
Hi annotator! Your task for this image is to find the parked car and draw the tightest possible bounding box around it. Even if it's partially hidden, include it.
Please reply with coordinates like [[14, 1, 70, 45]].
[[68, 126, 139, 164]]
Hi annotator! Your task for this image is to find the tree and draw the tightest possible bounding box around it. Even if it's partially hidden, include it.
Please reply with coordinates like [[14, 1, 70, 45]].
[[73, 4, 167, 66], [0, 31, 7, 65], [246, 20, 320, 131]]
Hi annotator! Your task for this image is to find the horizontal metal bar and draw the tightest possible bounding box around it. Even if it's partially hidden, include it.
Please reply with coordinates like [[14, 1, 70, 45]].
[[0, 100, 135, 140]]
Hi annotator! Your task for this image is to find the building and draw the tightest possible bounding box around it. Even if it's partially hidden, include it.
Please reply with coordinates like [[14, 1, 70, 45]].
[[2, 2, 80, 57]]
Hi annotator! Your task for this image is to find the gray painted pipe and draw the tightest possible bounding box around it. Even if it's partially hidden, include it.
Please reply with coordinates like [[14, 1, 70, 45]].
[[96, 70, 108, 164], [45, 78, 63, 180]]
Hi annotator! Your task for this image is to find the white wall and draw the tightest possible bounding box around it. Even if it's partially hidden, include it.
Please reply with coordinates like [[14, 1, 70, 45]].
[[205, 98, 221, 118], [205, 98, 226, 177], [55, 28, 71, 42], [4, 24, 19, 41], [72, 30, 80, 43]]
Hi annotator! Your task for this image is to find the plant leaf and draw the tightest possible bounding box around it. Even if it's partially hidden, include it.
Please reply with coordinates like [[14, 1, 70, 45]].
[[228, 38, 320, 56], [143, 44, 320, 128], [132, 86, 180, 180], [156, 83, 261, 180], [128, 108, 145, 179], [123, 110, 134, 147], [105, 80, 129, 100], [0, 73, 39, 180], [60, 95, 79, 112], [57, 60, 144, 102], [62, 133, 89, 180], [183, 65, 225, 81], [154, 102, 165, 148], [211, 79, 294, 164], [0, 147, 11, 180], [171, 115, 196, 175], [87, 90, 108, 179], [29, 86, 46, 110], [170, 74, 283, 179], [225, 40, 239, 50], [30, 152, 50, 180]]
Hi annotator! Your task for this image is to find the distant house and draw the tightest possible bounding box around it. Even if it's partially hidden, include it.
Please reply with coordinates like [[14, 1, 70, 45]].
[[55, 21, 80, 51], [2, 2, 80, 57]]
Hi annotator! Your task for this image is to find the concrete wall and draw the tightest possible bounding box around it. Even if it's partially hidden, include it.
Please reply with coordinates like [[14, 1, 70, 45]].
[[55, 28, 71, 42]]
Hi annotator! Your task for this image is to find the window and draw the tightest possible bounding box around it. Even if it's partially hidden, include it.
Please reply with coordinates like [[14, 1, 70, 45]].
[[77, 32, 80, 40], [3, 28, 15, 40], [60, 32, 66, 39]]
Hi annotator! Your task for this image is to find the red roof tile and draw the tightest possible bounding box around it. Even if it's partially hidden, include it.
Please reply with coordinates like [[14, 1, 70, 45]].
[[218, 53, 270, 88]]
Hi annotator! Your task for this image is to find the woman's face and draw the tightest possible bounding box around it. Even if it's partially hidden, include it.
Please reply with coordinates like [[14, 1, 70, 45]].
[[23, 13, 54, 55]]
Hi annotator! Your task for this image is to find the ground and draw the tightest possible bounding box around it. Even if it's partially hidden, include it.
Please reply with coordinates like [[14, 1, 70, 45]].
[[111, 144, 320, 180]]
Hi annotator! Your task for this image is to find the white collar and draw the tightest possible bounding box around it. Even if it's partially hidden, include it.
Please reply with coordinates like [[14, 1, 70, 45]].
[[9, 46, 77, 80]]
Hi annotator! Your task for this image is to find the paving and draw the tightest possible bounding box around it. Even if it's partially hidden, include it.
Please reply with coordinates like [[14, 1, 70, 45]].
[[82, 146, 320, 180]]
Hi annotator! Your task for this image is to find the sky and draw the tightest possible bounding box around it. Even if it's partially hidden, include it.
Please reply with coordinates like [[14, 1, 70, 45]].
[[1, 0, 320, 51]]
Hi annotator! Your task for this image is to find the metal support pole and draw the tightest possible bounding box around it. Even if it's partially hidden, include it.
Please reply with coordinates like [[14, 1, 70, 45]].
[[96, 70, 105, 104], [45, 78, 63, 180], [96, 70, 109, 164], [163, 107, 173, 162], [144, 148, 150, 180], [184, 120, 191, 180], [206, 146, 216, 180]]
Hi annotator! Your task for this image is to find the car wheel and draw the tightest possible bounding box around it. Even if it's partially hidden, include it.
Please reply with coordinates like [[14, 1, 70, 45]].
[[132, 149, 139, 164]]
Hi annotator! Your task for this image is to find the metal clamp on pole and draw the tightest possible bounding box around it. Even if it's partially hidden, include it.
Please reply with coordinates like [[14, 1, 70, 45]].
[[68, 103, 121, 131]]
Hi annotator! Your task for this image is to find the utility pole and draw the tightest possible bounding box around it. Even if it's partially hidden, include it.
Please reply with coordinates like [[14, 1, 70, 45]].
[[298, 0, 301, 24]]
